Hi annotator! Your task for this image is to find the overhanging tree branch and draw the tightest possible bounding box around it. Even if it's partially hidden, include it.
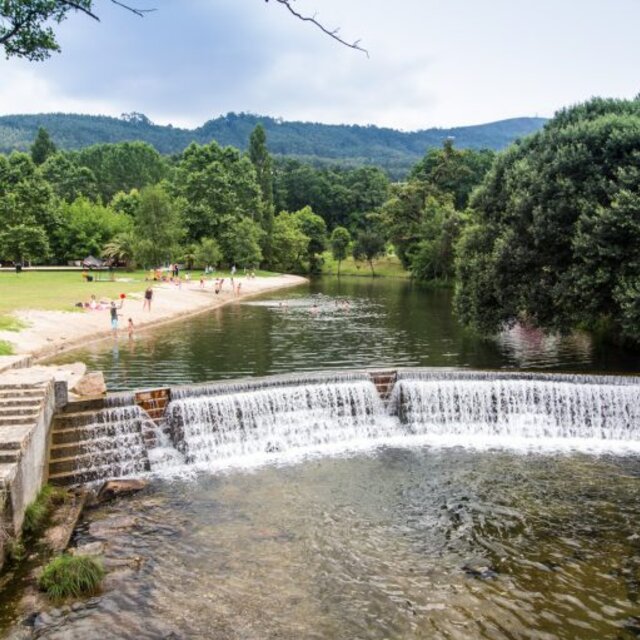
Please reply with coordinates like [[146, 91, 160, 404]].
[[59, 1, 155, 21], [268, 0, 368, 56]]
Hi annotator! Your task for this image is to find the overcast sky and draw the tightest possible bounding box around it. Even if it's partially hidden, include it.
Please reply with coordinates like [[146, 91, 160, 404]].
[[1, 0, 639, 130]]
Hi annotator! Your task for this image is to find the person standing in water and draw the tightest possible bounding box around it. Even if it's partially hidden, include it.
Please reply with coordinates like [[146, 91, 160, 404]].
[[143, 286, 153, 311], [110, 301, 122, 334]]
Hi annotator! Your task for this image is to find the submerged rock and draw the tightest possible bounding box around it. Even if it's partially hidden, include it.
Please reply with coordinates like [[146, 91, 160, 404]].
[[96, 478, 148, 503], [462, 563, 499, 580]]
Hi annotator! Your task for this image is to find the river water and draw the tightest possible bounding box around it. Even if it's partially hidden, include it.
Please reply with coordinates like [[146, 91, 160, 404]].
[[48, 277, 640, 390], [3, 278, 639, 639]]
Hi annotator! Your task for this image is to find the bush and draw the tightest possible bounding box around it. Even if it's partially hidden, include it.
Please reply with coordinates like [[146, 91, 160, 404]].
[[39, 555, 105, 600]]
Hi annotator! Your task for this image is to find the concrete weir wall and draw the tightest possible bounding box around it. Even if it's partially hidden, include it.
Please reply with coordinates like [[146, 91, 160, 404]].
[[0, 374, 63, 569]]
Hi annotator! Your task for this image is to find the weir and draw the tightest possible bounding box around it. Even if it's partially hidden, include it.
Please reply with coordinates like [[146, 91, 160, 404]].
[[46, 369, 640, 486]]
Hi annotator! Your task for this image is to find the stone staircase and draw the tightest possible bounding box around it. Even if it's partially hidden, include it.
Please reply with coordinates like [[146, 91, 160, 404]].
[[48, 398, 151, 486], [0, 376, 57, 568], [0, 383, 50, 466]]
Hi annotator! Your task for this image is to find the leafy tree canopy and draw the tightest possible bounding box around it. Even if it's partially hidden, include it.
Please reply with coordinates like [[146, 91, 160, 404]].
[[455, 96, 640, 345]]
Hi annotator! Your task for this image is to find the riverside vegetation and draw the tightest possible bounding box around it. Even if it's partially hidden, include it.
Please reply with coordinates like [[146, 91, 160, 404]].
[[1, 96, 639, 346]]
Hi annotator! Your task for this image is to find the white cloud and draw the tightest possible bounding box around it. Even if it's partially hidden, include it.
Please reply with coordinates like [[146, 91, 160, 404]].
[[1, 0, 640, 130]]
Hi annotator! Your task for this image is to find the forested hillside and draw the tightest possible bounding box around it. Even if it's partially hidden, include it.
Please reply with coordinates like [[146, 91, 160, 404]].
[[0, 112, 546, 178]]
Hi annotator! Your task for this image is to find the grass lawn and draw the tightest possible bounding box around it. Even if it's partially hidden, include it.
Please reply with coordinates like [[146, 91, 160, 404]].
[[0, 268, 282, 317], [321, 253, 410, 278], [0, 270, 151, 316]]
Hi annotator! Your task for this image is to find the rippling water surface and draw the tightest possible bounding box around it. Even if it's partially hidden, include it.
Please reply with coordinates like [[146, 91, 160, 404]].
[[11, 448, 640, 640], [48, 277, 640, 390], [20, 277, 640, 639]]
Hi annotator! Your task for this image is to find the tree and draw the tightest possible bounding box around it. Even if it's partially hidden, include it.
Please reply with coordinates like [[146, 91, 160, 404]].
[[193, 237, 223, 269], [330, 226, 351, 276], [0, 1, 151, 61], [220, 217, 264, 268], [454, 96, 640, 345], [133, 185, 184, 268], [41, 153, 97, 201], [54, 197, 131, 262], [0, 152, 60, 245], [352, 229, 385, 276], [0, 223, 49, 263], [31, 126, 56, 165], [102, 230, 136, 268], [271, 211, 309, 272], [1, 1, 362, 63], [173, 141, 262, 243], [291, 205, 326, 272], [249, 124, 275, 263]]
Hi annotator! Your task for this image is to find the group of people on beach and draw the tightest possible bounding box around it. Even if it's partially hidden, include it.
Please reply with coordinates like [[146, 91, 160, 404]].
[[85, 264, 256, 340]]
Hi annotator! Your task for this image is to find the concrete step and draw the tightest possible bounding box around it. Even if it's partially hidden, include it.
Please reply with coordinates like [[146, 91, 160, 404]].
[[49, 433, 144, 460], [0, 397, 43, 408], [51, 423, 115, 445], [52, 408, 142, 431], [0, 414, 38, 426], [0, 383, 46, 391], [0, 405, 40, 417], [0, 424, 33, 448], [0, 388, 45, 399], [48, 463, 147, 486], [49, 448, 148, 476], [0, 450, 21, 463], [58, 397, 107, 413]]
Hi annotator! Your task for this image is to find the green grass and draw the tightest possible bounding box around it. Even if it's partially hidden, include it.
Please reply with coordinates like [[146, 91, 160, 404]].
[[0, 340, 13, 355], [0, 269, 283, 316], [22, 485, 69, 537], [39, 554, 105, 600], [0, 316, 27, 331], [321, 253, 411, 278]]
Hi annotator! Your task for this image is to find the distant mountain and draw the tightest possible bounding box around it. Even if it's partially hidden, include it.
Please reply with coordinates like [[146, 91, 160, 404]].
[[0, 112, 547, 178]]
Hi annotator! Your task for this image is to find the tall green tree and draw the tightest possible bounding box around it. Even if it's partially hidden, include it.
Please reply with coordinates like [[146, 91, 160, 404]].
[[220, 217, 264, 268], [249, 124, 275, 263], [271, 211, 310, 272], [0, 223, 49, 264], [455, 96, 640, 345], [0, 152, 56, 263], [330, 226, 351, 276], [41, 153, 97, 201], [54, 197, 131, 262], [133, 185, 185, 268], [353, 224, 386, 277], [173, 141, 262, 244], [31, 127, 57, 165], [73, 141, 168, 203]]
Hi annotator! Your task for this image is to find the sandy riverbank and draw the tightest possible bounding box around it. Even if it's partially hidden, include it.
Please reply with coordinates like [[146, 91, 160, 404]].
[[0, 275, 307, 360]]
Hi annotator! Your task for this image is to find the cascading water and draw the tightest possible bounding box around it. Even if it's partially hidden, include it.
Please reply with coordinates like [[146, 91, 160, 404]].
[[70, 370, 640, 482], [53, 394, 152, 482], [389, 371, 640, 449], [162, 377, 395, 469]]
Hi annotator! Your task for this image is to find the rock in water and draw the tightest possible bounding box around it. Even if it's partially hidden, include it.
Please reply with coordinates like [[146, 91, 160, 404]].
[[97, 479, 148, 503]]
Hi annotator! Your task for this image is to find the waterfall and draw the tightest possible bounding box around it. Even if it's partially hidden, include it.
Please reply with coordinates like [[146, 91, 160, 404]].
[[390, 374, 640, 444], [58, 370, 640, 484], [164, 378, 394, 467], [51, 394, 152, 484]]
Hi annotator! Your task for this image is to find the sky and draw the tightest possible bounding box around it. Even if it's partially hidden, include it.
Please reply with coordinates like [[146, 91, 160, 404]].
[[1, 0, 639, 131]]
